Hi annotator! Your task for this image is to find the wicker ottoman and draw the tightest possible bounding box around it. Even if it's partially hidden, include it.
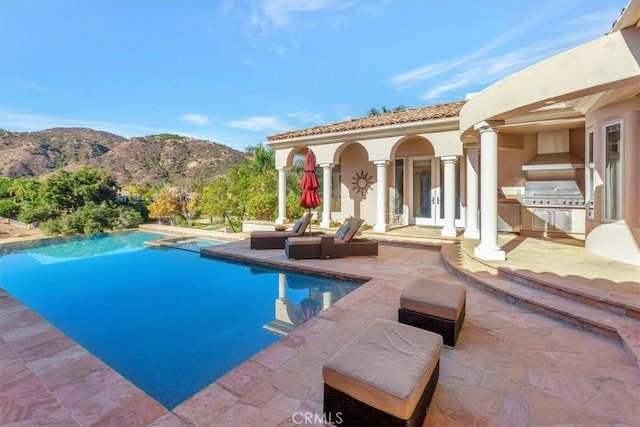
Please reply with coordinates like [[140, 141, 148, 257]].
[[323, 318, 442, 427], [398, 279, 466, 347]]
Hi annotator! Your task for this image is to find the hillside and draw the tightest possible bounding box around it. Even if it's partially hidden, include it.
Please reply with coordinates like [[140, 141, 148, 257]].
[[0, 128, 249, 184]]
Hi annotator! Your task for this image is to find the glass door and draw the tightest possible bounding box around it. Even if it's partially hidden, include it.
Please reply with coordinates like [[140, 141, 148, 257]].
[[438, 160, 462, 226], [410, 157, 439, 225]]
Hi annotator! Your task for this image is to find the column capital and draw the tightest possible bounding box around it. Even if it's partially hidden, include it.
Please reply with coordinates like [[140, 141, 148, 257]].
[[373, 160, 389, 166], [319, 163, 333, 169], [473, 120, 504, 133], [440, 155, 458, 164], [276, 165, 287, 171]]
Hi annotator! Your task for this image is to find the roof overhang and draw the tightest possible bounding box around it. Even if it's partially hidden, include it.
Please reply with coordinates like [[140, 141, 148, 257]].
[[266, 116, 460, 150], [459, 25, 640, 140]]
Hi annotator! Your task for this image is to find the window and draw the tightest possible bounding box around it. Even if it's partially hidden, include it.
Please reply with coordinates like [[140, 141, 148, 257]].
[[586, 130, 595, 220], [604, 121, 623, 221], [394, 159, 404, 215]]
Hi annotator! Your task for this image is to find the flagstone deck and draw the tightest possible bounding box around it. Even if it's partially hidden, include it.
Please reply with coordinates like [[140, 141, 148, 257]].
[[1, 231, 639, 426]]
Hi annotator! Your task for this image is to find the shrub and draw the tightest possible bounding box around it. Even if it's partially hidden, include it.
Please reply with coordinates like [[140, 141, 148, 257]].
[[286, 193, 306, 220], [18, 202, 56, 224], [113, 208, 143, 230], [0, 199, 19, 218], [246, 192, 277, 221]]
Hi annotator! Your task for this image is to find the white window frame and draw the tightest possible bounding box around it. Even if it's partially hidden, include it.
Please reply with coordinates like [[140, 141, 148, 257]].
[[602, 119, 624, 222], [586, 128, 595, 221], [393, 158, 405, 218]]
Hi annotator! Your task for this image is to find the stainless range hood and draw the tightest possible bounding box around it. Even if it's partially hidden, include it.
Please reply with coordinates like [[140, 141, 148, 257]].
[[522, 130, 585, 171]]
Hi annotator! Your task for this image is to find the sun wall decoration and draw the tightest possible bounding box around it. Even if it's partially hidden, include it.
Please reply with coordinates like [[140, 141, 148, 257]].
[[351, 170, 374, 196]]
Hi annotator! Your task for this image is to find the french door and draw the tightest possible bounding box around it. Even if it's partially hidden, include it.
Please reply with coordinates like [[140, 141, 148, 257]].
[[409, 157, 443, 226]]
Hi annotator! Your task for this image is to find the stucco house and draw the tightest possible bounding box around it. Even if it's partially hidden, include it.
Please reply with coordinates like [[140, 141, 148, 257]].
[[266, 0, 639, 266]]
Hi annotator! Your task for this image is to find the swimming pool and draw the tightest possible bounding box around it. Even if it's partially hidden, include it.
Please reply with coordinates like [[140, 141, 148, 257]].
[[0, 231, 361, 409]]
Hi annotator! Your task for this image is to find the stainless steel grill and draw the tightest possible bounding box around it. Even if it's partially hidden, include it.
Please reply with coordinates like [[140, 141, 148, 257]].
[[523, 180, 585, 207]]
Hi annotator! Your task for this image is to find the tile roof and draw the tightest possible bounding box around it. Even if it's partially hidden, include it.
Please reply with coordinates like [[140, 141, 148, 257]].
[[268, 100, 466, 141]]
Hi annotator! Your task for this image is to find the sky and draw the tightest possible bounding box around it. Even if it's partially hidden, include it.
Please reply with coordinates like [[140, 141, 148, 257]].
[[0, 0, 627, 151]]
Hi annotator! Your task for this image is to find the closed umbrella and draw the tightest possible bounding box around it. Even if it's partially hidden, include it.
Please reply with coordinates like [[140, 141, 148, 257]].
[[299, 149, 321, 236]]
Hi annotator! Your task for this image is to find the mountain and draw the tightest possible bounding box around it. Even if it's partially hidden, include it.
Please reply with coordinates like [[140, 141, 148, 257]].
[[0, 128, 249, 184]]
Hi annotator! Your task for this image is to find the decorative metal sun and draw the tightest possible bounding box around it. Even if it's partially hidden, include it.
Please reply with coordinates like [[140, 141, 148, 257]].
[[351, 170, 374, 196]]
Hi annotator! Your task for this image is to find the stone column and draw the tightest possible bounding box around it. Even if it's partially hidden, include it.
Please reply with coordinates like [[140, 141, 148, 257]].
[[464, 144, 480, 239], [474, 122, 505, 261], [374, 160, 388, 232], [276, 166, 287, 225], [320, 163, 332, 228], [441, 156, 458, 238]]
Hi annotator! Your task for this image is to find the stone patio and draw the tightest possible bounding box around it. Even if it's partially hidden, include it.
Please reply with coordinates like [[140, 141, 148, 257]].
[[1, 230, 639, 426]]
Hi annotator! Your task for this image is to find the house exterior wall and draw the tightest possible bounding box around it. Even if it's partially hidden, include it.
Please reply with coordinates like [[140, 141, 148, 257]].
[[497, 133, 533, 197], [583, 96, 640, 265], [336, 144, 377, 225], [394, 137, 435, 157]]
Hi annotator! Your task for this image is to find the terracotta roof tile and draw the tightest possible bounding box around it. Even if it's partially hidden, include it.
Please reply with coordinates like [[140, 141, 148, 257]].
[[268, 100, 465, 141]]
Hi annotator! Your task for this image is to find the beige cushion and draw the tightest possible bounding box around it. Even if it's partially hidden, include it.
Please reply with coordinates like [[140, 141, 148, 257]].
[[291, 218, 304, 233], [343, 217, 364, 243], [400, 279, 466, 321], [323, 318, 442, 420], [334, 222, 351, 240], [287, 237, 321, 246], [295, 214, 311, 235]]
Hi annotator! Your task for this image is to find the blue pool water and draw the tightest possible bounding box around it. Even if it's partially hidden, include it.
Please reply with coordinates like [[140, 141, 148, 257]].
[[0, 232, 360, 409]]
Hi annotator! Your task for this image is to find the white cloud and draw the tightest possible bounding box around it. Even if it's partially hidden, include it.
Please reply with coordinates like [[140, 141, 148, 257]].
[[227, 115, 289, 132], [287, 110, 325, 124], [260, 0, 337, 29], [21, 81, 48, 92], [180, 114, 210, 125], [0, 109, 160, 137], [402, 9, 617, 101], [0, 108, 260, 150], [243, 0, 370, 46], [390, 13, 545, 88]]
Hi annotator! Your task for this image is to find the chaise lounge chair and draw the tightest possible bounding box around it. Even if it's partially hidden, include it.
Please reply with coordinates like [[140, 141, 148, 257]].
[[250, 213, 316, 249], [285, 217, 378, 259]]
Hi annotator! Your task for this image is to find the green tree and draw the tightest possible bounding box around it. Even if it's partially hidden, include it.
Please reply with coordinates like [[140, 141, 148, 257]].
[[18, 202, 55, 224], [0, 178, 13, 199], [41, 170, 76, 213], [366, 105, 406, 116], [71, 167, 118, 207], [41, 167, 118, 214], [7, 178, 39, 202], [0, 199, 19, 218], [246, 144, 275, 175], [200, 177, 233, 225]]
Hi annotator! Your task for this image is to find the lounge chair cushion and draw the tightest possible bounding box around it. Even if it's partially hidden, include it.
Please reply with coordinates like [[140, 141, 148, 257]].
[[323, 318, 442, 420], [292, 218, 305, 233], [343, 218, 364, 243], [334, 222, 351, 240]]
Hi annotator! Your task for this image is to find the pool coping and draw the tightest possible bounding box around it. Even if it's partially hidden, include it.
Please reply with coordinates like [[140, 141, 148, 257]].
[[3, 235, 639, 425]]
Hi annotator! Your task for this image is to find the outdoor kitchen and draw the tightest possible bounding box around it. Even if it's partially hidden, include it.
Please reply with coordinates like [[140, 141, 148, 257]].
[[498, 129, 587, 238]]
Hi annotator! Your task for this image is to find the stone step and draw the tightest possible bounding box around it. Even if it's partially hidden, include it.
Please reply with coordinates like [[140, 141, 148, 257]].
[[440, 244, 640, 367], [496, 266, 640, 320]]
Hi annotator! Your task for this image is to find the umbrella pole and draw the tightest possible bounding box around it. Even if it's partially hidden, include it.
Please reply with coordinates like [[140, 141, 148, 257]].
[[308, 208, 312, 236]]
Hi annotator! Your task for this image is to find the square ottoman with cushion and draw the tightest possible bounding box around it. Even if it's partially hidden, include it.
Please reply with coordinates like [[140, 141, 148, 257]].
[[323, 318, 442, 427], [398, 278, 466, 347]]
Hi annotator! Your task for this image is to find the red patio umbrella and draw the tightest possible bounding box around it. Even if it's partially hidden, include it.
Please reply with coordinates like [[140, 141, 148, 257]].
[[299, 149, 321, 236]]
